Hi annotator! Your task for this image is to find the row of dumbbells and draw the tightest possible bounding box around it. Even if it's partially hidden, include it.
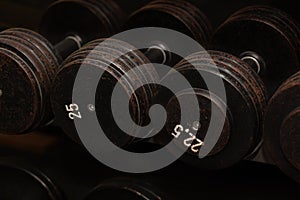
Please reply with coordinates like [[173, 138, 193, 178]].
[[0, 0, 299, 183], [1, 154, 297, 200]]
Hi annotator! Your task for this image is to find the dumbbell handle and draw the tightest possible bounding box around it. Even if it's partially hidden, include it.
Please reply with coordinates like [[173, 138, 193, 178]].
[[148, 47, 267, 72], [55, 35, 170, 65], [144, 44, 169, 64], [240, 51, 266, 75], [54, 35, 83, 60]]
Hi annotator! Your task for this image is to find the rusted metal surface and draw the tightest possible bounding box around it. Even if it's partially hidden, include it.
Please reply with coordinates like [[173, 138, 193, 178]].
[[159, 5, 300, 169], [51, 39, 159, 147], [264, 71, 300, 183], [0, 46, 41, 133], [165, 89, 231, 157], [159, 50, 266, 169], [0, 29, 58, 131], [211, 6, 300, 95], [39, 0, 125, 45], [84, 178, 162, 200], [0, 0, 125, 134], [0, 159, 64, 200], [126, 0, 213, 48], [51, 0, 213, 147]]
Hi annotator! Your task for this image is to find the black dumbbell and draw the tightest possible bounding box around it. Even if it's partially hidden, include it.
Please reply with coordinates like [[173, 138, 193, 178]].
[[0, 0, 125, 134], [0, 158, 64, 200], [50, 0, 213, 147], [160, 6, 300, 169], [271, 0, 300, 23], [190, 0, 274, 28], [264, 71, 300, 183], [84, 178, 163, 200], [211, 6, 300, 95], [125, 0, 213, 66], [126, 0, 212, 48]]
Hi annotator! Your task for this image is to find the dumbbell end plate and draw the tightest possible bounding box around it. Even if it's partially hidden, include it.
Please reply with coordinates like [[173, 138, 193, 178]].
[[0, 48, 41, 134]]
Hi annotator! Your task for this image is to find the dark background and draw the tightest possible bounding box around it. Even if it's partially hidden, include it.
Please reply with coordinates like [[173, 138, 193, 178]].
[[1, 0, 294, 29], [0, 1, 299, 199]]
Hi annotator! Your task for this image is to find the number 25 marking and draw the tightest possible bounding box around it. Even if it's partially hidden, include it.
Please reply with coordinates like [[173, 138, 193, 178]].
[[65, 104, 82, 120]]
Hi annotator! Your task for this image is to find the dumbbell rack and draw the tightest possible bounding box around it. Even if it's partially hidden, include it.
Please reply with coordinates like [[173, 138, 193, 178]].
[[0, 1, 300, 200]]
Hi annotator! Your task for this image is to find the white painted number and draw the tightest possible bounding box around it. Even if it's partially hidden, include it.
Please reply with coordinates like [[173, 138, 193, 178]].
[[183, 133, 196, 147], [65, 104, 82, 120], [191, 139, 204, 153], [171, 124, 204, 153], [172, 125, 183, 138]]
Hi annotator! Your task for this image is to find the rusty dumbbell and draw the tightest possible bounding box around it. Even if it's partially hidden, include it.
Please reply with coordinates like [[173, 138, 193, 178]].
[[126, 0, 213, 65], [264, 71, 300, 183], [84, 178, 163, 200], [0, 158, 64, 200], [159, 6, 300, 169], [211, 6, 300, 95], [0, 0, 125, 134], [50, 0, 213, 147], [126, 0, 212, 48]]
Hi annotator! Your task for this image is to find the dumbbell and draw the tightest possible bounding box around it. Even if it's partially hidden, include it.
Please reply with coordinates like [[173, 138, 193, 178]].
[[211, 6, 300, 95], [264, 71, 300, 183], [189, 0, 274, 28], [0, 0, 125, 134], [0, 158, 64, 200], [271, 0, 300, 23], [160, 6, 300, 169], [50, 0, 213, 147], [84, 178, 163, 200], [126, 0, 212, 48], [125, 0, 212, 66]]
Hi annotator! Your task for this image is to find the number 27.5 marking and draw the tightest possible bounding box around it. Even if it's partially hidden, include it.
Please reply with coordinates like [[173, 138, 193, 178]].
[[65, 104, 82, 120]]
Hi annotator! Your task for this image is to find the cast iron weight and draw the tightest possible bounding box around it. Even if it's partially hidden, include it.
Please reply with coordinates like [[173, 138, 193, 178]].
[[0, 159, 64, 200], [264, 71, 300, 183], [125, 0, 213, 66], [162, 50, 266, 170], [126, 0, 212, 50], [161, 6, 300, 170], [0, 0, 125, 134], [51, 38, 160, 147], [50, 0, 213, 147], [84, 178, 163, 200], [211, 6, 300, 96]]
